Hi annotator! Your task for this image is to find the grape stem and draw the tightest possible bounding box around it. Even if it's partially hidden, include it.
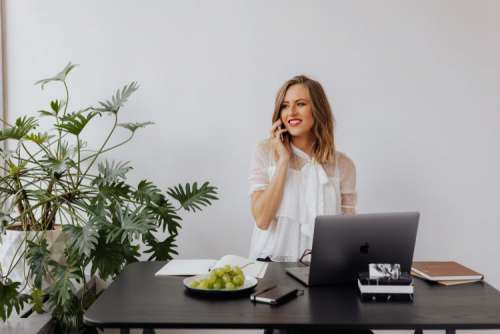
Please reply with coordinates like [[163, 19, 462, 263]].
[[241, 262, 254, 269]]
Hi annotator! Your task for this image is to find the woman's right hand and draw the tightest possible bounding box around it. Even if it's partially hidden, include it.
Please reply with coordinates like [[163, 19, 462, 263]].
[[269, 120, 291, 163]]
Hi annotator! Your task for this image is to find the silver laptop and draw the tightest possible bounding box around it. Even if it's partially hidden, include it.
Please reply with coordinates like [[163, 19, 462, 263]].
[[286, 212, 419, 286]]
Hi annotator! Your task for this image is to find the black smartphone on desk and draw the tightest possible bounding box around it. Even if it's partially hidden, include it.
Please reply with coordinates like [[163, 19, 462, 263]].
[[250, 286, 301, 305]]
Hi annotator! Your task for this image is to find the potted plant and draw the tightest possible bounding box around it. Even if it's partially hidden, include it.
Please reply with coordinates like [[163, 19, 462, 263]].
[[0, 63, 218, 332]]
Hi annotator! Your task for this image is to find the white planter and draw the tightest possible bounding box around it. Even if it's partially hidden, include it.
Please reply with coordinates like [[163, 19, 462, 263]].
[[0, 227, 66, 294]]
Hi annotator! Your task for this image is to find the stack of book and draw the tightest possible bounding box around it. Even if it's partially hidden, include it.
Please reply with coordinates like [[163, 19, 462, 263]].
[[411, 261, 483, 286], [357, 272, 414, 302]]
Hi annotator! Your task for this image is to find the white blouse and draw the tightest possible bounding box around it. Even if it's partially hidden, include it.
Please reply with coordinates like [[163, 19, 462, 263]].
[[248, 140, 357, 262]]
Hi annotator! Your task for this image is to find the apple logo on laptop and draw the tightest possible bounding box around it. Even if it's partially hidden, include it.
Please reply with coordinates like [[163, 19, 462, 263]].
[[360, 242, 369, 254]]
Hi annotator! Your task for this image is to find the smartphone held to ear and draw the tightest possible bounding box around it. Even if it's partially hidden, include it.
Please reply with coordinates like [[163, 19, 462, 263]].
[[279, 124, 290, 143]]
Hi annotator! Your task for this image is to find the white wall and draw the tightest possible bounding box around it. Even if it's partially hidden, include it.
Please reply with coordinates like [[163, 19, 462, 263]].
[[4, 0, 500, 294]]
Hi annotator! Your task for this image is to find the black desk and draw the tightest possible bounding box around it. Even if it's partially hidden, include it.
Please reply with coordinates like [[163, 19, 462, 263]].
[[84, 262, 500, 333]]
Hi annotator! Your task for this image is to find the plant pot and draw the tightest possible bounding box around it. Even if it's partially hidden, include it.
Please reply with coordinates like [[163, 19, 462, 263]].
[[0, 226, 66, 294]]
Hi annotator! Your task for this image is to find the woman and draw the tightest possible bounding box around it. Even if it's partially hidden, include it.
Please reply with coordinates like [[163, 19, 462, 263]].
[[248, 75, 357, 263]]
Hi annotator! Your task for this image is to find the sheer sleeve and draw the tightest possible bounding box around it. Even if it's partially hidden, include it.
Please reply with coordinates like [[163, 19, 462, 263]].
[[338, 152, 357, 214], [248, 141, 272, 196]]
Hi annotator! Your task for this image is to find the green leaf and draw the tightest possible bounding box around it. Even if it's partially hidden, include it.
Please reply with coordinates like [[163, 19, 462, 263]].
[[0, 280, 30, 321], [90, 231, 140, 281], [26, 238, 51, 289], [6, 159, 28, 177], [48, 262, 79, 310], [92, 160, 132, 186], [39, 142, 75, 175], [147, 198, 181, 234], [134, 180, 162, 204], [167, 181, 219, 212], [106, 206, 156, 244], [55, 111, 96, 135], [51, 100, 61, 113], [24, 132, 51, 145], [37, 110, 55, 117], [118, 121, 154, 133], [49, 293, 82, 331], [34, 62, 78, 89], [43, 156, 67, 176], [143, 233, 178, 261], [95, 81, 139, 113], [31, 288, 45, 314], [63, 219, 99, 258], [97, 181, 131, 201], [0, 116, 39, 141], [46, 260, 84, 331], [84, 197, 106, 222]]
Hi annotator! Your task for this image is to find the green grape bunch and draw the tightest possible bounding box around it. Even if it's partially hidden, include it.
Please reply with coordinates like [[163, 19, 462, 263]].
[[189, 265, 245, 290]]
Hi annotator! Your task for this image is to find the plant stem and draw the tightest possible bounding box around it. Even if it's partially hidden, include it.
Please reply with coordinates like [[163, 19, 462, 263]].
[[77, 114, 118, 187], [60, 204, 81, 226], [63, 81, 70, 117], [79, 133, 134, 163], [2, 228, 30, 279], [32, 140, 52, 157], [76, 135, 81, 182], [10, 190, 93, 222], [13, 176, 37, 229], [21, 143, 53, 174], [27, 133, 69, 160]]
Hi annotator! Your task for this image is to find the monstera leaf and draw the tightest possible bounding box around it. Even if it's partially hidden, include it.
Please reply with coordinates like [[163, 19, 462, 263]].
[[26, 239, 51, 289], [167, 181, 219, 212], [24, 132, 51, 144], [106, 206, 156, 244], [143, 233, 178, 261], [118, 121, 154, 133], [35, 62, 78, 89], [0, 280, 30, 321], [92, 160, 132, 186], [147, 198, 181, 235], [134, 180, 162, 204], [95, 82, 139, 113], [97, 181, 131, 201], [55, 111, 97, 135], [0, 116, 38, 141], [90, 231, 140, 281], [38, 100, 67, 118], [63, 219, 100, 258]]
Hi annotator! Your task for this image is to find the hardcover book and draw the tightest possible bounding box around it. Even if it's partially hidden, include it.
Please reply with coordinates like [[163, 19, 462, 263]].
[[411, 261, 483, 281]]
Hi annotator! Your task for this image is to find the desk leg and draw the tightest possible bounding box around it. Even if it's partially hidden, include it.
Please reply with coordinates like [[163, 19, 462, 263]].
[[414, 329, 455, 334]]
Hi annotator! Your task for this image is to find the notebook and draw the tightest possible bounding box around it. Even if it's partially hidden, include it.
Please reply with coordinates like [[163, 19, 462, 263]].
[[154, 254, 268, 279], [410, 270, 480, 286], [411, 261, 483, 282]]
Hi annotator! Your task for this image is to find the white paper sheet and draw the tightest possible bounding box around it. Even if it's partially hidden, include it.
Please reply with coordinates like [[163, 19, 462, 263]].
[[154, 259, 216, 276], [154, 255, 268, 278]]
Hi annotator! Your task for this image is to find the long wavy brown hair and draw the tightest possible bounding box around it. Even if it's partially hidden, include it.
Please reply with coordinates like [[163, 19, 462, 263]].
[[272, 74, 336, 165]]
